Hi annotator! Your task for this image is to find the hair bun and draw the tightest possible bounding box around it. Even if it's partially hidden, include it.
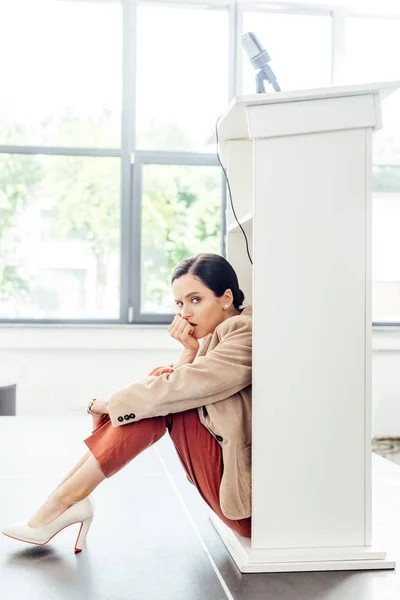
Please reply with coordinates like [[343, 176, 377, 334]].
[[236, 289, 245, 308]]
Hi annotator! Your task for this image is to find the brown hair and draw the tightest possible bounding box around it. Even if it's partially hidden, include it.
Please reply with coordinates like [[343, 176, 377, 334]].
[[171, 253, 245, 310]]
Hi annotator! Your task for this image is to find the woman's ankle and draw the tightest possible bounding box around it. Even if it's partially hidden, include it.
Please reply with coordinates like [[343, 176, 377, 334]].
[[28, 494, 73, 528]]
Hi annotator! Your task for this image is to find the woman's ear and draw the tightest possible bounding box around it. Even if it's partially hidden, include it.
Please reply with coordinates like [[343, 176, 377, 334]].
[[223, 289, 234, 305]]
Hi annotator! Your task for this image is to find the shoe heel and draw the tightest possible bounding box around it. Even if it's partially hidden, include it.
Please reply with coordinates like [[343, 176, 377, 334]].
[[74, 517, 93, 553]]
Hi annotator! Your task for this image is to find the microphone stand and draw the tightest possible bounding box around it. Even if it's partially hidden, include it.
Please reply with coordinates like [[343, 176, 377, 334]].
[[256, 67, 281, 94]]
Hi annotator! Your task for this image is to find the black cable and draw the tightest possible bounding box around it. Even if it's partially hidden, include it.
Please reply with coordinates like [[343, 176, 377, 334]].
[[215, 116, 253, 266]]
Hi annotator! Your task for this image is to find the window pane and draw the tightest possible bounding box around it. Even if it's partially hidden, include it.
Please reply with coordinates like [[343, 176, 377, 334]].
[[346, 17, 400, 322], [345, 18, 400, 85], [344, 18, 400, 162], [0, 154, 120, 319], [136, 6, 229, 151], [0, 1, 122, 148], [141, 164, 223, 313], [242, 12, 332, 94], [373, 168, 400, 323]]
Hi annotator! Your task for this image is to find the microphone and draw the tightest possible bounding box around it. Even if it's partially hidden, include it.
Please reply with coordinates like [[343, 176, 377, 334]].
[[241, 32, 281, 94]]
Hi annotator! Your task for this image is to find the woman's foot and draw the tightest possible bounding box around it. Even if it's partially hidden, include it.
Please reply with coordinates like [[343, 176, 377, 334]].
[[2, 496, 95, 551], [27, 490, 74, 528]]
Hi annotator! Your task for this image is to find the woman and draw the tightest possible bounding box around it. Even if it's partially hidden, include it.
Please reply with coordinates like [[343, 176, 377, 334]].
[[2, 253, 252, 551]]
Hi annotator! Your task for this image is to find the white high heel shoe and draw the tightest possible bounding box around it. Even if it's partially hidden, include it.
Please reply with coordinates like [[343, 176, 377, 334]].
[[1, 495, 94, 553]]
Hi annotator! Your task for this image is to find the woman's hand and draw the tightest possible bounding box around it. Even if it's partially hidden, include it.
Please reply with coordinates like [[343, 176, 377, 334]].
[[168, 314, 200, 355], [148, 365, 174, 377], [89, 399, 110, 415]]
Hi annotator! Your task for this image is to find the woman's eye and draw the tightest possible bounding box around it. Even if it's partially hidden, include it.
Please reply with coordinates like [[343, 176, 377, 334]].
[[175, 298, 200, 307]]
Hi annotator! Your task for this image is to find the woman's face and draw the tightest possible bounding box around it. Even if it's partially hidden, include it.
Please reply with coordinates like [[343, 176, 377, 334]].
[[172, 273, 231, 339]]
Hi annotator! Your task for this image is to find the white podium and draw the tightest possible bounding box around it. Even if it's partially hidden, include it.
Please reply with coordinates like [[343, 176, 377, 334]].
[[209, 82, 400, 573]]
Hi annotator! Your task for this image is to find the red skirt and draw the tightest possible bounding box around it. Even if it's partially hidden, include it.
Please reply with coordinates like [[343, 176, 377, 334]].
[[84, 408, 251, 538]]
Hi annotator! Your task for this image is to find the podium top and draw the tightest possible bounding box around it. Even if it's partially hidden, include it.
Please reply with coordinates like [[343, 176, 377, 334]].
[[207, 80, 400, 144]]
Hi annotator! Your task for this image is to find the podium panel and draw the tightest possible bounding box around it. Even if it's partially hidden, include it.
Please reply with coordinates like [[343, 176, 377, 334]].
[[253, 128, 368, 549]]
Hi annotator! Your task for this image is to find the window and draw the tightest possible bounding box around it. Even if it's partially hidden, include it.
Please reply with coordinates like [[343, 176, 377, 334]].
[[344, 16, 400, 323], [136, 4, 229, 152], [0, 154, 120, 319], [0, 0, 122, 321], [344, 17, 400, 86], [0, 1, 121, 148]]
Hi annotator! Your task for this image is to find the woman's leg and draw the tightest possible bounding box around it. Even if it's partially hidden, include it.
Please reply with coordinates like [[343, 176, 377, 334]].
[[44, 414, 104, 500], [168, 409, 251, 538], [28, 413, 166, 528], [28, 454, 105, 528]]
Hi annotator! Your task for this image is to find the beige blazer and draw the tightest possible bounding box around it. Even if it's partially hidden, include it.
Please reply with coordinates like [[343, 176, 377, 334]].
[[108, 305, 252, 520]]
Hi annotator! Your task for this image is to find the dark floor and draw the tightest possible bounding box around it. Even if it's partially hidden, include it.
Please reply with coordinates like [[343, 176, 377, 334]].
[[1, 416, 400, 600]]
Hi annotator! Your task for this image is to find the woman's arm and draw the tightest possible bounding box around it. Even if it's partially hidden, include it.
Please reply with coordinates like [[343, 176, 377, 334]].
[[171, 348, 197, 370], [148, 348, 196, 376], [107, 316, 252, 427], [89, 361, 176, 416], [90, 350, 195, 417]]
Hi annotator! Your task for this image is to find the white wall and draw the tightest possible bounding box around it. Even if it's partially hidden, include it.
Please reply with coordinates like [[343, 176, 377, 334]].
[[1, 326, 400, 437], [0, 326, 180, 416]]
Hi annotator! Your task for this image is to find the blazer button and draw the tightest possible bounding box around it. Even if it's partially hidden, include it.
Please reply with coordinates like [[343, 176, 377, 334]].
[[118, 416, 123, 422], [216, 435, 223, 442], [130, 413, 135, 419], [124, 414, 130, 420]]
